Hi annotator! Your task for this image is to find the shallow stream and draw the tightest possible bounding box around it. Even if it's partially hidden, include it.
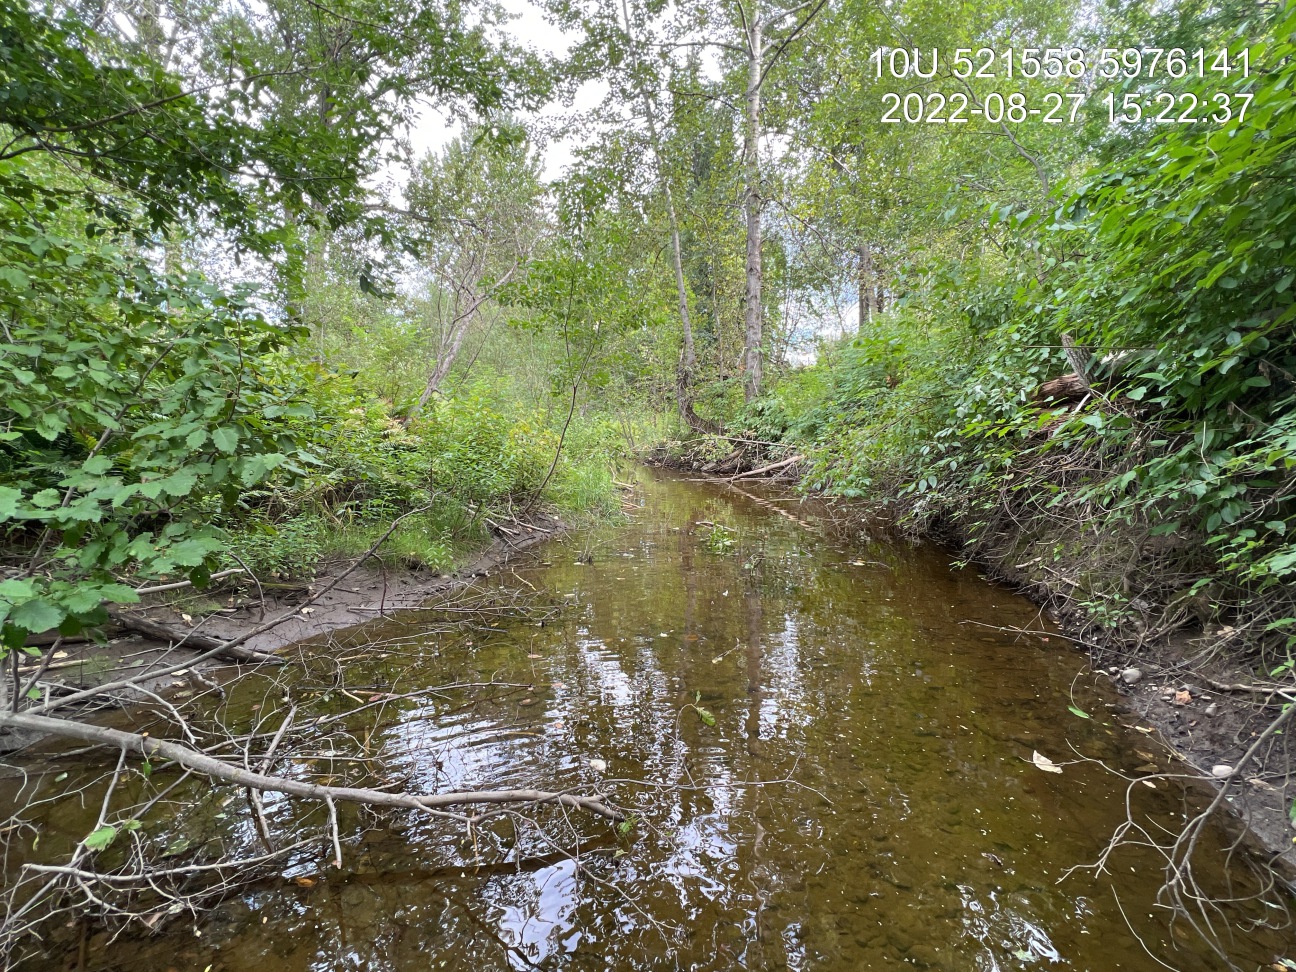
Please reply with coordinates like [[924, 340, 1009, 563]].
[[8, 468, 1293, 970]]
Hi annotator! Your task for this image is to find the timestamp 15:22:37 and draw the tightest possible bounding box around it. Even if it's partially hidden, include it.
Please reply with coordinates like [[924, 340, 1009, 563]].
[[870, 47, 1255, 126]]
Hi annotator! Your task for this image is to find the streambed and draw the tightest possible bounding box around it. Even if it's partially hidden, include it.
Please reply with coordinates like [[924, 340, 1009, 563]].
[[7, 468, 1291, 970]]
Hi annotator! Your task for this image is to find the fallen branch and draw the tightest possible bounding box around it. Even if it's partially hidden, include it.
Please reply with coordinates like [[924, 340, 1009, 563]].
[[1203, 676, 1296, 702], [109, 611, 280, 666], [21, 630, 104, 649], [2, 711, 625, 823], [132, 568, 246, 596], [730, 454, 803, 482]]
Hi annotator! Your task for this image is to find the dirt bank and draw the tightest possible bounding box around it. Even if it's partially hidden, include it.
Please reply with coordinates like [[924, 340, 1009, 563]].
[[1, 514, 562, 752], [151, 511, 563, 656]]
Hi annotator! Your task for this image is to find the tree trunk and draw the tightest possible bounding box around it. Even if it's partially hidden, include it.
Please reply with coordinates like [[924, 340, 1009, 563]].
[[856, 244, 872, 332], [414, 304, 474, 413], [1061, 333, 1095, 393], [741, 12, 764, 403], [664, 200, 716, 431], [619, 0, 715, 434]]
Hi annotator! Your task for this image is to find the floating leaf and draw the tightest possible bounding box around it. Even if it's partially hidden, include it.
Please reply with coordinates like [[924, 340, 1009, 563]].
[[696, 707, 716, 727], [1067, 705, 1090, 719], [1031, 751, 1063, 774]]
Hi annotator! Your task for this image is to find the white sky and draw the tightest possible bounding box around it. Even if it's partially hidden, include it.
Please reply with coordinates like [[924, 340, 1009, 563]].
[[405, 0, 605, 181]]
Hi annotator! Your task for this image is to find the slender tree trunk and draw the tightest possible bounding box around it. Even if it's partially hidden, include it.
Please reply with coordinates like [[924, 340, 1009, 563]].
[[666, 198, 720, 433], [643, 102, 705, 427], [618, 0, 714, 433], [742, 12, 764, 403], [856, 243, 873, 333], [416, 312, 473, 411]]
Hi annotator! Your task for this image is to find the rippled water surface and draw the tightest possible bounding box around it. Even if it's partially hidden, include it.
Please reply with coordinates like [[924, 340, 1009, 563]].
[[11, 468, 1293, 970]]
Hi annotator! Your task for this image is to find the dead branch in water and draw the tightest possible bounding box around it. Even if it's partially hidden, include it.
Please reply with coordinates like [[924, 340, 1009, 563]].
[[1, 712, 623, 822], [0, 507, 626, 967]]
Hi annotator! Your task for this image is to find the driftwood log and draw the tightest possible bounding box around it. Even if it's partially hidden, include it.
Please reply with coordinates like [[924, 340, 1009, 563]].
[[730, 454, 803, 482], [109, 611, 282, 665]]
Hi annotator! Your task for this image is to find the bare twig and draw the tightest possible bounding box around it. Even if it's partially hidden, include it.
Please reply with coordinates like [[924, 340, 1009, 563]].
[[0, 712, 625, 822]]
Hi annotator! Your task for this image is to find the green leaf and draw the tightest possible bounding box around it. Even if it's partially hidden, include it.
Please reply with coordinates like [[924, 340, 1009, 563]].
[[29, 489, 61, 509], [696, 707, 716, 727], [95, 583, 141, 605], [10, 599, 65, 634], [1068, 705, 1090, 720], [238, 452, 288, 485], [82, 825, 118, 851], [0, 487, 23, 522], [0, 266, 30, 290], [0, 578, 36, 602], [211, 427, 240, 453], [81, 456, 114, 475], [158, 468, 198, 497]]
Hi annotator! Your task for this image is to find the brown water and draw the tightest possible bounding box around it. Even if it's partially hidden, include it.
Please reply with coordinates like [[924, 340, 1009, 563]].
[[7, 468, 1293, 970]]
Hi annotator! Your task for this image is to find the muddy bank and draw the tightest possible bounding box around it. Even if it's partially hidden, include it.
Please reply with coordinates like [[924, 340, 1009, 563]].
[[649, 449, 1296, 877], [983, 559, 1296, 877], [1, 514, 562, 753], [150, 511, 563, 656]]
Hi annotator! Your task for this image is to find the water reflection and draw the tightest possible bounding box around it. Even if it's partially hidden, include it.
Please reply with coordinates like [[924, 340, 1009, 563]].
[[9, 467, 1292, 971]]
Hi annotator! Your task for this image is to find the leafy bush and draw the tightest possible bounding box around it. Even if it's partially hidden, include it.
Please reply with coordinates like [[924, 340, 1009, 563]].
[[0, 167, 314, 646], [769, 8, 1296, 661]]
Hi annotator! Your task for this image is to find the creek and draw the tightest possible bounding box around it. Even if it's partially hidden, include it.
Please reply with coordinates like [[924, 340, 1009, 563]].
[[7, 467, 1292, 970]]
